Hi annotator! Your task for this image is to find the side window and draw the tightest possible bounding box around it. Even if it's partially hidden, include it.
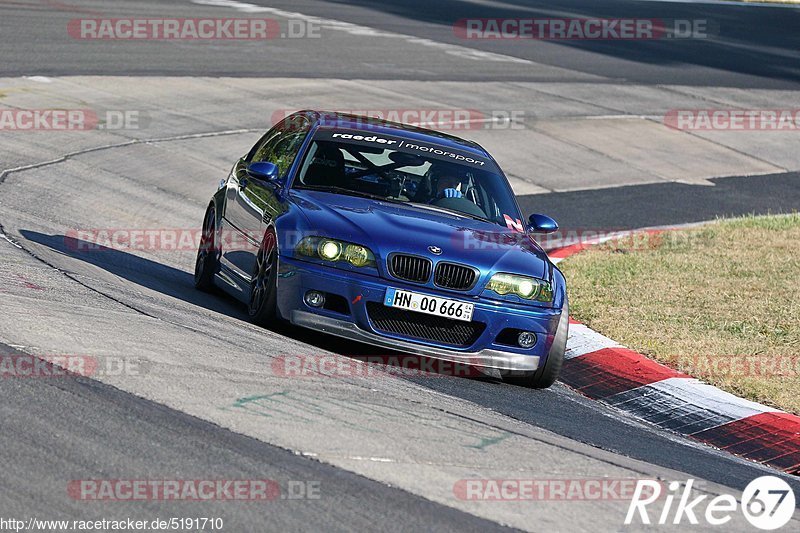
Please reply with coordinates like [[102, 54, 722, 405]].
[[249, 117, 310, 177], [268, 130, 307, 177], [249, 131, 280, 163]]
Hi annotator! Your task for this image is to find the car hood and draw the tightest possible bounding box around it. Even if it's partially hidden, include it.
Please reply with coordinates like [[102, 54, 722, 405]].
[[289, 190, 550, 281]]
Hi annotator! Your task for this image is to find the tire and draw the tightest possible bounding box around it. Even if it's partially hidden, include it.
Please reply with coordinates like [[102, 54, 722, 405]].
[[248, 229, 278, 326], [194, 204, 219, 291], [502, 299, 569, 389]]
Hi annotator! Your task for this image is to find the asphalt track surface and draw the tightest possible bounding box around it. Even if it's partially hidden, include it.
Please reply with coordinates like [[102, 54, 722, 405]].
[[1, 1, 800, 531], [2, 0, 800, 87], [519, 172, 800, 231], [0, 342, 506, 532]]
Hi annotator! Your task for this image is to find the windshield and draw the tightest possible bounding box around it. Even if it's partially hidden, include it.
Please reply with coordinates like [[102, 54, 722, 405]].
[[292, 129, 524, 229]]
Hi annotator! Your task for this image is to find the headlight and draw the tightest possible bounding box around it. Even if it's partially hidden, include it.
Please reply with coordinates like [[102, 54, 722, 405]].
[[343, 244, 371, 267], [296, 237, 376, 268], [318, 240, 342, 261], [487, 273, 553, 302]]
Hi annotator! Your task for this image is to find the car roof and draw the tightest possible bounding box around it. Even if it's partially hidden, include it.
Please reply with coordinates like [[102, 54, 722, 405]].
[[300, 110, 492, 160]]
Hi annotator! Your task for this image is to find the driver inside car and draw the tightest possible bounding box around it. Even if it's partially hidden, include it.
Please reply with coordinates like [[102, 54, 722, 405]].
[[423, 164, 469, 203], [433, 173, 463, 200]]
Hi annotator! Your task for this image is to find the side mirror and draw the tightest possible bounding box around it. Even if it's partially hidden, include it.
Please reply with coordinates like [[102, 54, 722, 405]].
[[528, 213, 559, 234], [246, 161, 279, 182]]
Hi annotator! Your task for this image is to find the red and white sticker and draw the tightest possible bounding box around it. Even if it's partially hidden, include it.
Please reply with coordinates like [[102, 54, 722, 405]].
[[503, 214, 524, 233]]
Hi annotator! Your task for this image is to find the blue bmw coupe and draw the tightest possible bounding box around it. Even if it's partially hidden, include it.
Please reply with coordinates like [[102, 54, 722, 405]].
[[195, 111, 568, 387]]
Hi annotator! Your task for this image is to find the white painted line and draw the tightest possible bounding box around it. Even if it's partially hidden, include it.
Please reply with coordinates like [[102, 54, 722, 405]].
[[635, 0, 798, 7], [0, 129, 259, 183], [0, 233, 23, 249], [190, 0, 532, 64], [409, 116, 519, 128], [585, 114, 663, 120]]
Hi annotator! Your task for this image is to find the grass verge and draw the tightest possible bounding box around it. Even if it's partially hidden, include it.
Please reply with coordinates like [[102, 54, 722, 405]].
[[559, 214, 800, 414]]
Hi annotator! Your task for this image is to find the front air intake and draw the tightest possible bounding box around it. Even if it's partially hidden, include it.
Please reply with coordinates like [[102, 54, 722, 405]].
[[389, 254, 432, 284]]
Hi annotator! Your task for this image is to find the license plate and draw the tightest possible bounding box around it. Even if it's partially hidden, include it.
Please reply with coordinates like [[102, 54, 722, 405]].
[[384, 288, 474, 322]]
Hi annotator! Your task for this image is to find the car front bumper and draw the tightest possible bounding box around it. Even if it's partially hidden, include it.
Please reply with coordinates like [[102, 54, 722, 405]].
[[277, 256, 564, 373]]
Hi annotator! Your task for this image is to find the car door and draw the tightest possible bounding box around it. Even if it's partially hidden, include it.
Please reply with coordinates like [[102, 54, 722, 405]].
[[221, 118, 311, 281]]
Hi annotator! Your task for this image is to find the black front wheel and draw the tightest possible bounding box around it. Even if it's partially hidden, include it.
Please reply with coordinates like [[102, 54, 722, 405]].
[[248, 230, 278, 326], [194, 204, 219, 291]]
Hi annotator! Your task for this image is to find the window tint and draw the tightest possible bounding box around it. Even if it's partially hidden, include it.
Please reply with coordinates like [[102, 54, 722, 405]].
[[250, 117, 311, 177], [294, 136, 521, 228]]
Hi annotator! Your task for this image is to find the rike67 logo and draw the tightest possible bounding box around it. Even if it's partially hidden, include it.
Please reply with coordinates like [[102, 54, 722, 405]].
[[626, 476, 796, 530]]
